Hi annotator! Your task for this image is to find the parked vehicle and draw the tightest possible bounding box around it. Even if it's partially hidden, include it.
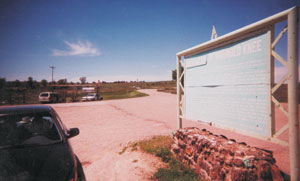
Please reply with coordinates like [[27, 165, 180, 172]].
[[0, 105, 85, 181], [39, 92, 61, 104], [81, 93, 102, 101]]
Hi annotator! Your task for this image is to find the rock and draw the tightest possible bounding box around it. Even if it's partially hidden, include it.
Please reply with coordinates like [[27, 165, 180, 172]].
[[232, 158, 245, 168], [178, 139, 186, 149], [171, 128, 283, 180], [185, 146, 193, 156], [171, 144, 180, 154]]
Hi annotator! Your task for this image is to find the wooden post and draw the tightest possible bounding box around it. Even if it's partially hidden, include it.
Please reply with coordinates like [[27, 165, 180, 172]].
[[288, 7, 299, 181]]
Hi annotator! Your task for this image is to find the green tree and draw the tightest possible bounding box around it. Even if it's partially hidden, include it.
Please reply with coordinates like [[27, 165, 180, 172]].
[[79, 77, 86, 84], [27, 77, 34, 88], [40, 79, 48, 87], [0, 77, 6, 89], [57, 78, 67, 85], [12, 80, 21, 87], [172, 70, 177, 81]]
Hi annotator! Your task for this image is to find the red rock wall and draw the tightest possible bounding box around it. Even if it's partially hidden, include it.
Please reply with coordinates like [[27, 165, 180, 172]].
[[172, 127, 284, 181]]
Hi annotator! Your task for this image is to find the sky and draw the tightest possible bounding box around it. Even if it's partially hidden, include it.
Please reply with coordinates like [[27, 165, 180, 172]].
[[0, 0, 299, 83]]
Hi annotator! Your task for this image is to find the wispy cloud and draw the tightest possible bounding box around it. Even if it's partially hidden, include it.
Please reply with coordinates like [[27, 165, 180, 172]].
[[52, 40, 100, 56]]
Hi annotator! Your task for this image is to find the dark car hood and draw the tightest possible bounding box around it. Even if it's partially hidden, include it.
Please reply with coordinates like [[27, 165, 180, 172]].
[[0, 142, 74, 181]]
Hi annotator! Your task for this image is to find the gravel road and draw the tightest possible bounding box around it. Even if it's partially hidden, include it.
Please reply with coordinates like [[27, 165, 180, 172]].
[[51, 89, 291, 180]]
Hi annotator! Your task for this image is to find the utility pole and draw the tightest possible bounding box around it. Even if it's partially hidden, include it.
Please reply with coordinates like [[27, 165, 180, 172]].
[[50, 66, 56, 83]]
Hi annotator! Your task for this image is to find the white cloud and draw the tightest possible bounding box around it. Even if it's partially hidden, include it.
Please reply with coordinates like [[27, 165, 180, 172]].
[[52, 40, 100, 56]]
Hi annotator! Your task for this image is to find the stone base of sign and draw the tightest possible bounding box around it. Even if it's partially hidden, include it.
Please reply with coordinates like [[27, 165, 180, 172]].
[[172, 127, 284, 181]]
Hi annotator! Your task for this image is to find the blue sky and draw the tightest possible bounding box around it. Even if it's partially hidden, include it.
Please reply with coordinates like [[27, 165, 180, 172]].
[[0, 0, 299, 82]]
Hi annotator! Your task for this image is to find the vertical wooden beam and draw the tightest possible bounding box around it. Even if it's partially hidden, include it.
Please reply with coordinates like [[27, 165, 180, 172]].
[[287, 7, 299, 181], [177, 55, 182, 129]]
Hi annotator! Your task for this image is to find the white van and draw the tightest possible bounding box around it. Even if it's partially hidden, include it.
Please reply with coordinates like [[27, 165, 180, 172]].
[[81, 93, 102, 101], [39, 92, 61, 103]]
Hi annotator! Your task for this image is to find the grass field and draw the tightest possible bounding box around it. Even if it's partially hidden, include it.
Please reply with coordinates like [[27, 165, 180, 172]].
[[102, 90, 148, 100]]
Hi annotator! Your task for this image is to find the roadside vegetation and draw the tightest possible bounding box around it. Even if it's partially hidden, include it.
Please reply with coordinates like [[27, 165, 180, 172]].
[[125, 136, 199, 181], [0, 76, 176, 105], [0, 72, 293, 105], [102, 90, 148, 100]]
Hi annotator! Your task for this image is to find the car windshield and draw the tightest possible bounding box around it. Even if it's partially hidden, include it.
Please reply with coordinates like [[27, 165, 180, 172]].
[[40, 93, 49, 97], [0, 112, 62, 148], [87, 93, 95, 96]]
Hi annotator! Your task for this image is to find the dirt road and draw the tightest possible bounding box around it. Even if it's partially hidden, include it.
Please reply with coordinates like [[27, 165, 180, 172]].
[[52, 89, 179, 180], [51, 89, 291, 180]]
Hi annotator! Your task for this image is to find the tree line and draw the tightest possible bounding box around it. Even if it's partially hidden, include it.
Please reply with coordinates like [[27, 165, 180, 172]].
[[0, 77, 73, 90], [0, 76, 103, 90], [0, 77, 47, 89]]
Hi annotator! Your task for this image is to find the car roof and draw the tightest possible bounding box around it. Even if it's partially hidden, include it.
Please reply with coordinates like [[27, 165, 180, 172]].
[[0, 105, 53, 114], [40, 92, 58, 94]]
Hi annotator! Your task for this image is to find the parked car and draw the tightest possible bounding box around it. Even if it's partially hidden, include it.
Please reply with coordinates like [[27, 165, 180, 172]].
[[0, 105, 85, 181], [81, 93, 102, 101], [39, 92, 61, 104]]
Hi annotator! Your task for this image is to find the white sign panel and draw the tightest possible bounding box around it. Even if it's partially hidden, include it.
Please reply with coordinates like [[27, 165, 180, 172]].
[[82, 87, 95, 92], [184, 32, 270, 136]]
